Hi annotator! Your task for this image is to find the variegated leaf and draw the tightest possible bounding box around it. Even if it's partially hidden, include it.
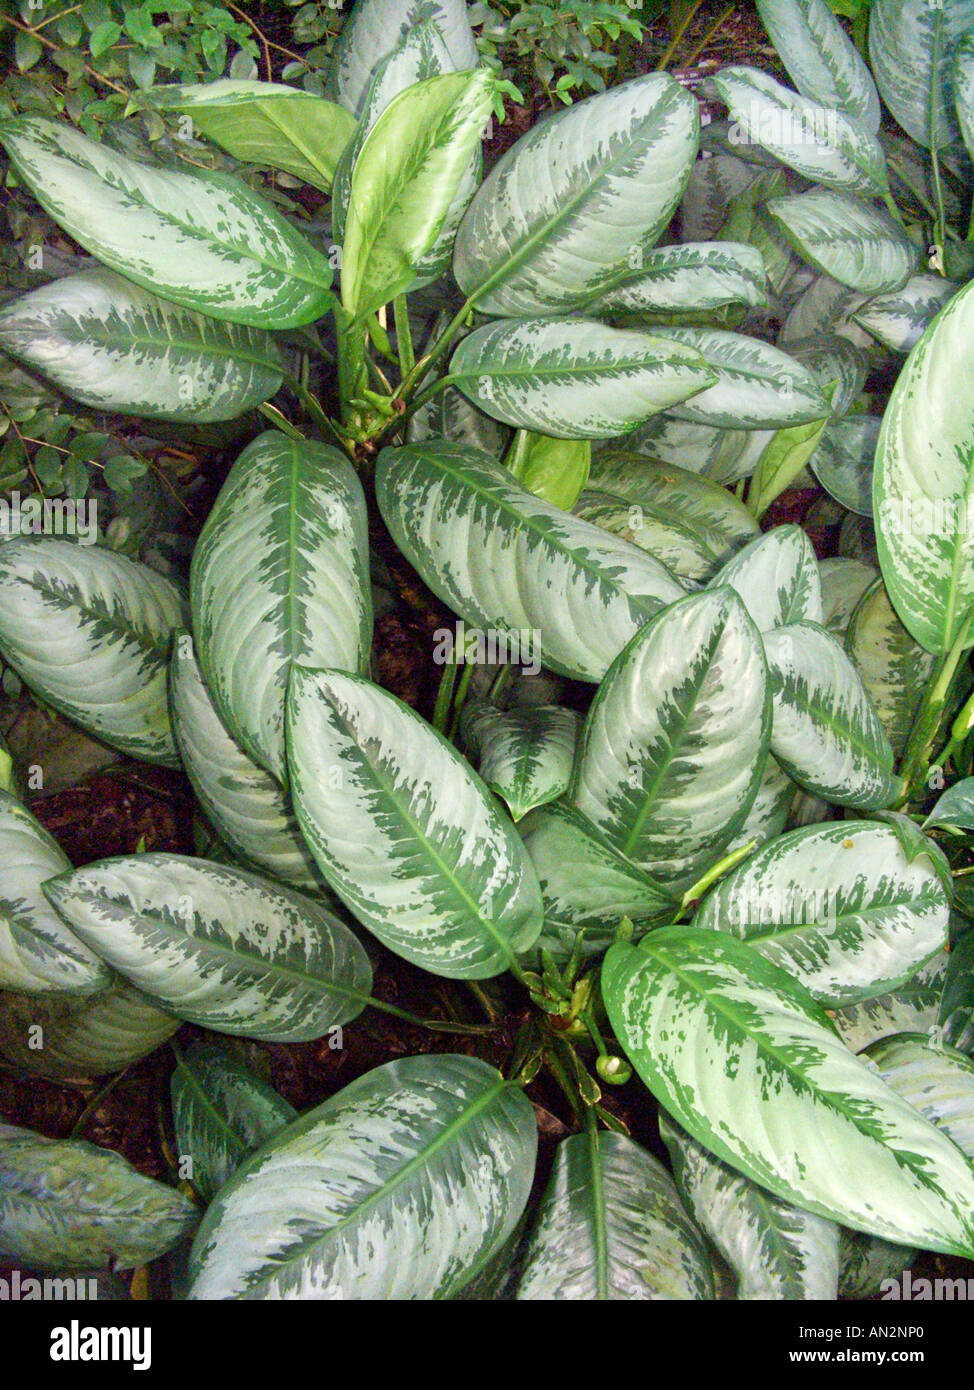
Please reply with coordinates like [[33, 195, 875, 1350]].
[[375, 441, 686, 683], [407, 381, 510, 457], [786, 333, 868, 418], [43, 854, 373, 1042], [845, 578, 937, 757], [0, 1123, 198, 1271], [454, 74, 699, 316], [645, 327, 828, 429], [571, 588, 771, 887], [0, 117, 334, 329], [287, 669, 543, 979], [0, 268, 283, 423], [755, 0, 880, 128], [693, 821, 949, 1006], [767, 192, 917, 295], [581, 452, 759, 585], [873, 276, 974, 655], [853, 274, 959, 353], [939, 932, 974, 1054], [342, 70, 493, 318], [459, 701, 579, 821], [711, 66, 887, 194], [764, 620, 900, 809], [169, 638, 330, 894], [0, 790, 107, 996], [171, 1042, 297, 1202], [327, 0, 478, 117], [679, 152, 759, 241], [190, 431, 372, 784], [188, 1054, 536, 1299], [831, 952, 949, 1053], [146, 79, 357, 191], [585, 241, 767, 317], [518, 802, 677, 964], [869, 0, 974, 147], [867, 1033, 974, 1159], [661, 1110, 840, 1300], [708, 525, 823, 633], [517, 1130, 714, 1300], [0, 539, 185, 767], [449, 317, 715, 439], [778, 272, 872, 349], [839, 1228, 915, 1298], [331, 20, 457, 245], [722, 753, 794, 856], [810, 415, 880, 517], [0, 979, 177, 1082], [602, 928, 974, 1255], [819, 557, 879, 638]]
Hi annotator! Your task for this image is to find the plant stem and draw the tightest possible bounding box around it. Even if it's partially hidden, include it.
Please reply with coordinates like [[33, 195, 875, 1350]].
[[655, 0, 706, 72], [70, 1066, 133, 1139], [334, 306, 368, 425], [432, 658, 461, 732], [899, 613, 974, 800], [928, 12, 949, 271], [258, 403, 307, 441], [392, 296, 476, 404], [394, 295, 415, 380], [365, 996, 491, 1036], [680, 839, 758, 909], [681, 3, 736, 70], [447, 660, 475, 741]]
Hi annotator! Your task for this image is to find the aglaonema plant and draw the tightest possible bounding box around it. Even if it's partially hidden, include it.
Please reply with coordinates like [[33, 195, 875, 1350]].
[[3, 0, 974, 1301]]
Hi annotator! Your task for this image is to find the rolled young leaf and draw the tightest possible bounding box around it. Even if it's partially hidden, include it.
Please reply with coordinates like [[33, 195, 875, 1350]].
[[43, 854, 374, 1043], [0, 539, 185, 768], [570, 588, 771, 888], [516, 1129, 714, 1300], [692, 821, 949, 1006], [755, 0, 880, 128], [873, 276, 974, 655], [0, 116, 335, 329], [190, 431, 372, 784], [764, 620, 900, 809], [169, 637, 330, 895], [449, 317, 716, 439], [375, 442, 686, 683], [0, 268, 283, 423], [145, 80, 357, 191], [287, 668, 543, 979], [0, 790, 107, 996], [171, 1042, 297, 1202], [453, 73, 699, 317], [661, 1109, 840, 1301], [188, 1054, 536, 1299], [602, 928, 974, 1256]]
